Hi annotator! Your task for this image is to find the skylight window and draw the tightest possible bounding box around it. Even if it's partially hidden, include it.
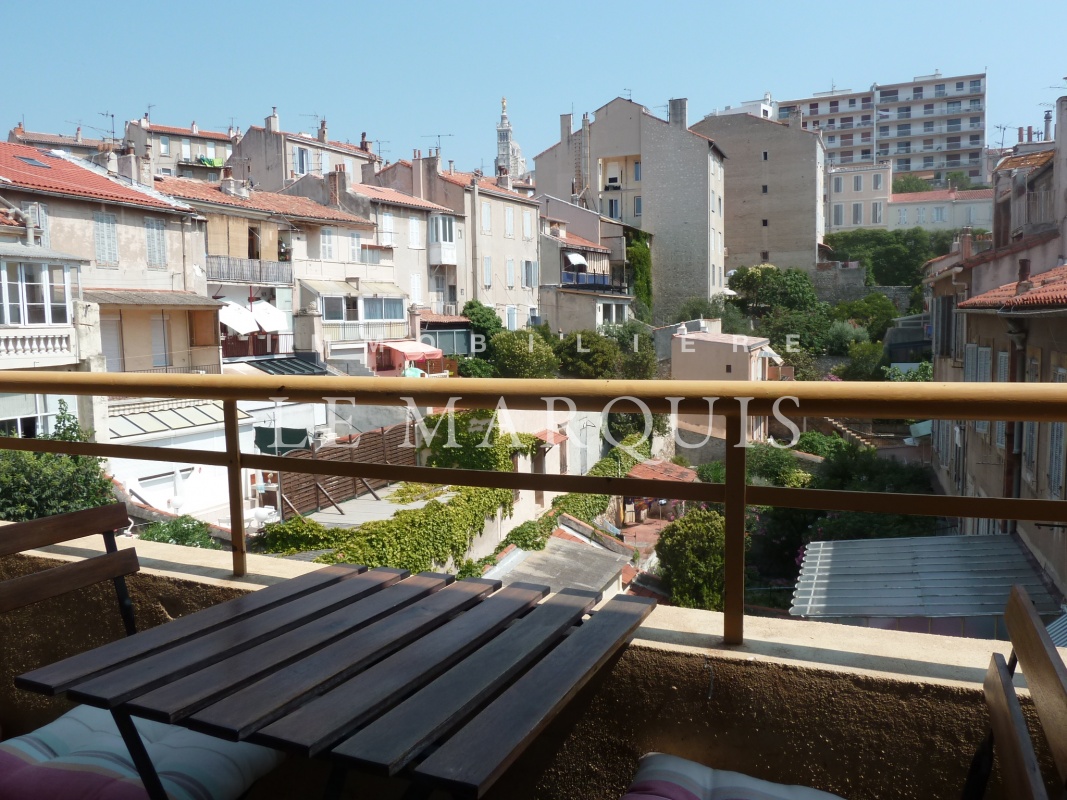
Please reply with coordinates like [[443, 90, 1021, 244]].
[[15, 156, 51, 169]]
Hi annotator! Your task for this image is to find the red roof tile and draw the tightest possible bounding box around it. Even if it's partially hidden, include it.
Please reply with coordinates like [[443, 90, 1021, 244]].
[[145, 123, 232, 142], [959, 263, 1067, 310], [532, 429, 568, 446], [417, 310, 468, 324], [0, 141, 191, 211], [560, 231, 610, 253], [996, 150, 1054, 173], [437, 169, 539, 202], [626, 459, 699, 483], [890, 188, 994, 203], [153, 176, 372, 226], [551, 528, 588, 545], [621, 564, 638, 585], [350, 183, 451, 213], [0, 208, 24, 227], [10, 128, 107, 148]]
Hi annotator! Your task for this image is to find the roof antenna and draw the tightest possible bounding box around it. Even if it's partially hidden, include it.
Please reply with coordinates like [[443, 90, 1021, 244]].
[[146, 103, 155, 123], [98, 110, 116, 143], [421, 133, 454, 152]]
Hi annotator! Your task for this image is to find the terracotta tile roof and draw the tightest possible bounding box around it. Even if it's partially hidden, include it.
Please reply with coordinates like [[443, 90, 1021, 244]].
[[621, 564, 638, 585], [144, 123, 232, 142], [959, 263, 1067, 310], [561, 231, 610, 253], [626, 459, 699, 483], [417, 310, 468, 324], [950, 229, 1061, 274], [153, 176, 372, 226], [437, 169, 539, 202], [10, 128, 106, 149], [996, 149, 1054, 173], [350, 183, 451, 213], [551, 528, 588, 545], [0, 208, 24, 227], [532, 429, 568, 446], [890, 188, 994, 204], [245, 126, 378, 160], [0, 141, 191, 212]]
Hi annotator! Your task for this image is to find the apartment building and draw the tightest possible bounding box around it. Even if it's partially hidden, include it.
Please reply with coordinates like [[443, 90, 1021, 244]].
[[8, 122, 110, 162], [925, 96, 1067, 594], [888, 187, 993, 231], [124, 117, 236, 180], [228, 109, 376, 192], [778, 71, 986, 185], [827, 161, 892, 232], [372, 151, 540, 331], [690, 113, 825, 271], [535, 97, 726, 324]]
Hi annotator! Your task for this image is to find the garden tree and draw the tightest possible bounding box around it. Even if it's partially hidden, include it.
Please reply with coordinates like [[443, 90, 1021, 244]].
[[823, 228, 955, 288], [606, 320, 657, 381], [456, 357, 496, 378], [781, 348, 822, 381], [945, 170, 973, 190], [668, 296, 748, 334], [728, 265, 821, 317], [489, 330, 559, 378], [757, 305, 833, 355], [825, 320, 870, 356], [460, 300, 503, 356], [891, 174, 931, 194], [555, 330, 621, 379], [883, 361, 933, 381], [655, 508, 729, 611], [0, 401, 114, 521], [832, 340, 885, 381], [625, 231, 653, 322], [832, 292, 898, 341]]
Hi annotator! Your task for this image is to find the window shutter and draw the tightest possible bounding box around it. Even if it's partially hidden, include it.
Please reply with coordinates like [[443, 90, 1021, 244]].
[[483, 256, 492, 287], [506, 258, 515, 288], [1050, 369, 1067, 497], [410, 273, 422, 304], [291, 145, 299, 174], [964, 343, 977, 382], [321, 151, 330, 174], [976, 347, 991, 433], [505, 207, 514, 237], [995, 351, 1009, 448], [409, 215, 421, 249], [481, 201, 491, 233]]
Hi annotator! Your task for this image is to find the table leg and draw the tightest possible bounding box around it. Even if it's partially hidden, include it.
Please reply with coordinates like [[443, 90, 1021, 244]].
[[111, 709, 168, 800]]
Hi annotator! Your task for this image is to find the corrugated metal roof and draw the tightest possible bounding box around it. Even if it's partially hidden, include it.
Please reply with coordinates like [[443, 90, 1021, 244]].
[[109, 400, 250, 440], [791, 535, 1059, 618], [1046, 607, 1067, 647], [246, 357, 326, 376]]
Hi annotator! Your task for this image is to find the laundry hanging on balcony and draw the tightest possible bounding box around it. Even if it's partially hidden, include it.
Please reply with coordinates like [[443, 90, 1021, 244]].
[[249, 300, 289, 332], [218, 300, 259, 335]]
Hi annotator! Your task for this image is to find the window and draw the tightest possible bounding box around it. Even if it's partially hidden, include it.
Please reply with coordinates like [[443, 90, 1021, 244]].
[[506, 306, 517, 331], [380, 212, 394, 246], [897, 123, 911, 136], [506, 258, 515, 288], [206, 142, 216, 161], [975, 347, 992, 433], [871, 202, 883, 224], [22, 202, 50, 248], [932, 206, 946, 223], [504, 206, 515, 238], [760, 250, 769, 262], [924, 156, 935, 170], [947, 100, 961, 114], [159, 136, 170, 156], [873, 173, 883, 191], [364, 297, 404, 319], [634, 161, 641, 181], [410, 273, 422, 304], [828, 136, 836, 145], [1050, 367, 1067, 497], [320, 228, 334, 259], [522, 209, 533, 239], [913, 87, 923, 100], [321, 296, 355, 322], [430, 215, 455, 244], [898, 106, 911, 119], [181, 138, 191, 160], [896, 158, 911, 171], [898, 208, 908, 225], [144, 218, 167, 268], [916, 207, 926, 224], [809, 103, 818, 115], [607, 198, 620, 219], [1023, 357, 1040, 479], [833, 204, 844, 226], [94, 212, 118, 265], [880, 89, 898, 102], [320, 151, 330, 174], [762, 151, 768, 161], [761, 185, 768, 194], [349, 231, 362, 261], [762, 219, 768, 227], [150, 316, 169, 368], [0, 262, 70, 325], [833, 176, 843, 193], [923, 103, 934, 116], [634, 196, 642, 216], [852, 203, 862, 225], [480, 200, 491, 233], [408, 215, 422, 249], [995, 351, 1010, 448], [293, 146, 310, 175], [970, 79, 982, 93], [483, 256, 492, 287], [853, 175, 863, 192], [829, 100, 839, 113], [522, 260, 538, 289], [935, 83, 946, 97], [955, 81, 964, 92]]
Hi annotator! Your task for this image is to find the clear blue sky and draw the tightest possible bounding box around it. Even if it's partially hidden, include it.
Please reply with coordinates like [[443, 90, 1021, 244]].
[[9, 0, 1067, 172]]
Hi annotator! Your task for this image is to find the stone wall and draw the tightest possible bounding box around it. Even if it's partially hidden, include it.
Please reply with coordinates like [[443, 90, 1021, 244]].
[[811, 263, 911, 311]]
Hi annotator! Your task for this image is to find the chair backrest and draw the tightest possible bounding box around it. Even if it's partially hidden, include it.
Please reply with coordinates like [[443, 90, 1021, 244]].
[[966, 584, 1067, 800], [0, 504, 138, 636]]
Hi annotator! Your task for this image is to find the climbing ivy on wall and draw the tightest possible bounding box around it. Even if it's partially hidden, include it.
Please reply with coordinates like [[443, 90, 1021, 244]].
[[626, 230, 653, 322]]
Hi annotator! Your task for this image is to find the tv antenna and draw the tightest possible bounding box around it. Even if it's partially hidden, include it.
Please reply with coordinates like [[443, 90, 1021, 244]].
[[994, 124, 1009, 149], [623, 88, 632, 100], [300, 113, 322, 131], [98, 110, 116, 142], [146, 103, 155, 122], [373, 139, 390, 159], [422, 133, 454, 152]]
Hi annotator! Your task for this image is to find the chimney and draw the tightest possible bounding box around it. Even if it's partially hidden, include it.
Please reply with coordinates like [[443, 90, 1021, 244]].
[[1045, 110, 1053, 142], [219, 167, 249, 198], [960, 228, 973, 259], [318, 118, 328, 143], [140, 114, 149, 130], [361, 161, 379, 183], [74, 126, 82, 143], [669, 98, 688, 129], [116, 153, 139, 185], [496, 167, 511, 191], [448, 160, 455, 174], [360, 132, 369, 152], [15, 121, 23, 133], [1018, 258, 1032, 285], [228, 125, 236, 139], [412, 149, 425, 199], [1018, 126, 1024, 143], [326, 167, 347, 207], [560, 113, 573, 145], [139, 150, 152, 186], [266, 107, 280, 133], [1027, 126, 1033, 143]]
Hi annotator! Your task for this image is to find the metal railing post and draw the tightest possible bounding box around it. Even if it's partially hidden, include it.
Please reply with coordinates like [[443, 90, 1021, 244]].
[[223, 400, 247, 577], [723, 411, 747, 645]]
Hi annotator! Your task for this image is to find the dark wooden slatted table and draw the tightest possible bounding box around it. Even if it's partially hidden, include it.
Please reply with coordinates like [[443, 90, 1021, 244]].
[[18, 564, 655, 799]]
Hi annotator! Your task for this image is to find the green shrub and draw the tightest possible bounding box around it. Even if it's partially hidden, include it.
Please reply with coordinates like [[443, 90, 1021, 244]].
[[746, 443, 798, 485], [794, 431, 849, 459], [825, 321, 869, 356], [656, 508, 729, 610], [457, 357, 496, 378], [696, 462, 726, 483], [138, 515, 221, 549], [260, 514, 333, 554]]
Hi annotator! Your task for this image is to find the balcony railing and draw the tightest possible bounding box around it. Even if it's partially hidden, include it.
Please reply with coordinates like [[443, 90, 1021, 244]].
[[126, 364, 223, 375], [0, 326, 78, 369], [1, 374, 1066, 648], [322, 320, 409, 342], [221, 332, 294, 359], [205, 255, 293, 285]]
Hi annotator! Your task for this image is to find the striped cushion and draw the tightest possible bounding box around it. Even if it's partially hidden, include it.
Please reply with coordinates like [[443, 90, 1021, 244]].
[[0, 705, 284, 800], [622, 753, 846, 800]]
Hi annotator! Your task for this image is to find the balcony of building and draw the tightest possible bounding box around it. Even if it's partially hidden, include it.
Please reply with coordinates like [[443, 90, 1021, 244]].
[[322, 319, 409, 343], [221, 332, 294, 359], [1, 374, 1065, 800], [205, 255, 293, 286], [0, 325, 79, 370], [561, 270, 629, 294]]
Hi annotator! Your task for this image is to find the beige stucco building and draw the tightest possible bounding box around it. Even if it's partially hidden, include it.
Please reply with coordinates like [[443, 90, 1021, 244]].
[[227, 109, 376, 192], [535, 97, 726, 324], [124, 117, 236, 181], [690, 113, 826, 272], [827, 161, 892, 232], [887, 187, 993, 232]]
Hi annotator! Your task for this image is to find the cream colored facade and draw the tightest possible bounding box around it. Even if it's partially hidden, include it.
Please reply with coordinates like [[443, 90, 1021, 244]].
[[690, 113, 826, 272], [828, 161, 892, 232], [535, 98, 726, 324], [887, 188, 993, 232], [124, 117, 235, 180]]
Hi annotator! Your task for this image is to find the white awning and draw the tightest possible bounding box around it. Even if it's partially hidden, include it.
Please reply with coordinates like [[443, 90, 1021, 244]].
[[564, 252, 588, 268], [250, 300, 288, 333], [218, 300, 258, 335], [384, 340, 443, 360]]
